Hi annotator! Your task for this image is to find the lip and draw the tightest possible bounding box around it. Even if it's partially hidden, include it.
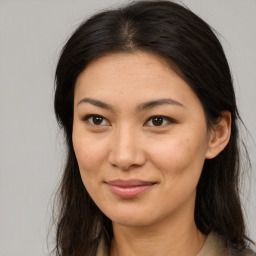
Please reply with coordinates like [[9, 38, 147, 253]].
[[106, 179, 156, 198]]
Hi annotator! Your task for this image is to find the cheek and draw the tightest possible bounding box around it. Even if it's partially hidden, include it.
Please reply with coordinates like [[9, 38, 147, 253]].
[[147, 134, 208, 211], [148, 132, 208, 178], [72, 131, 108, 181], [72, 132, 110, 204]]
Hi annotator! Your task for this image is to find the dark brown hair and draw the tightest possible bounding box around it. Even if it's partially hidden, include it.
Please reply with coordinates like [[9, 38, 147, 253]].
[[54, 1, 251, 255]]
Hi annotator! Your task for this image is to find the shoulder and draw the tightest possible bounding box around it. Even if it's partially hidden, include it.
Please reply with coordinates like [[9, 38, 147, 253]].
[[241, 248, 256, 256], [197, 232, 228, 256], [232, 249, 256, 256], [197, 232, 256, 256], [230, 241, 256, 256]]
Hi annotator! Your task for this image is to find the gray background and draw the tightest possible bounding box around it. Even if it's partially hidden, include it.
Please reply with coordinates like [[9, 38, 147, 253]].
[[0, 0, 255, 255]]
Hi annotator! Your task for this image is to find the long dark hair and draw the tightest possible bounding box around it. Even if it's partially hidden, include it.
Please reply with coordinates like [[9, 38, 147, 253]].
[[54, 1, 251, 255]]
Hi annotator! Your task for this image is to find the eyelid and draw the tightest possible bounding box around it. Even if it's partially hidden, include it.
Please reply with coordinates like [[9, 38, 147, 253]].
[[81, 114, 175, 127], [145, 115, 176, 127], [82, 114, 110, 126]]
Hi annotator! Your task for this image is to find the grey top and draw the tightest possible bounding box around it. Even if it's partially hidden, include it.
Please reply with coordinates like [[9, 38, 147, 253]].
[[197, 232, 256, 256], [97, 232, 256, 256]]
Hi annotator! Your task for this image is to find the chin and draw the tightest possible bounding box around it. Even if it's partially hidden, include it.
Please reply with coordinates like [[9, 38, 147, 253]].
[[103, 206, 159, 228], [111, 216, 153, 227]]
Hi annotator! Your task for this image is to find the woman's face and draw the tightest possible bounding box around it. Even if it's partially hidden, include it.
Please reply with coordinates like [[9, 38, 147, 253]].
[[73, 51, 212, 227]]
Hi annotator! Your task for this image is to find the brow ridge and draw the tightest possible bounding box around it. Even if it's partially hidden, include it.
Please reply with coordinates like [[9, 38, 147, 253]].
[[77, 98, 114, 111], [136, 98, 184, 111], [77, 97, 183, 112]]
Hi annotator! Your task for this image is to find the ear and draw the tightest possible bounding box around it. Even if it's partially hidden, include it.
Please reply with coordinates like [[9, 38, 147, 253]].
[[205, 111, 231, 159]]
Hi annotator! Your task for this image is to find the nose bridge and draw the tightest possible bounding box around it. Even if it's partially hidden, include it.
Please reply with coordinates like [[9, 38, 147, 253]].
[[109, 123, 145, 169]]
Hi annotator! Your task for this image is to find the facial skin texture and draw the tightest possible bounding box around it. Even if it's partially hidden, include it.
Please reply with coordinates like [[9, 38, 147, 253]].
[[72, 52, 231, 256]]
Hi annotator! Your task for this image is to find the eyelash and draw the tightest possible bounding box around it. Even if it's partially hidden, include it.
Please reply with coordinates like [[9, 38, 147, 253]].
[[82, 114, 110, 126], [82, 114, 176, 127], [145, 115, 176, 127]]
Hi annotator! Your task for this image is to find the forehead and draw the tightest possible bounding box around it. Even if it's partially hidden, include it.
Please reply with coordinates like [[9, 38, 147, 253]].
[[74, 51, 199, 110], [77, 51, 173, 83]]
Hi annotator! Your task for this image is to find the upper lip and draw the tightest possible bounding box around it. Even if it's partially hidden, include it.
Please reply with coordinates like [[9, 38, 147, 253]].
[[106, 179, 156, 187]]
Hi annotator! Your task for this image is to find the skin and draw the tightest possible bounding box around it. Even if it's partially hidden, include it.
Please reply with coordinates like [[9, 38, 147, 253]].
[[72, 51, 231, 256]]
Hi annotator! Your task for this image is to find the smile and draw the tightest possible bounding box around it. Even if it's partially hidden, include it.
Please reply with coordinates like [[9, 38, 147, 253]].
[[106, 179, 157, 198]]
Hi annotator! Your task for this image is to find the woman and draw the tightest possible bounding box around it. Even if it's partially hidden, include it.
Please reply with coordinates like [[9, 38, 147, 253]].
[[53, 1, 255, 255]]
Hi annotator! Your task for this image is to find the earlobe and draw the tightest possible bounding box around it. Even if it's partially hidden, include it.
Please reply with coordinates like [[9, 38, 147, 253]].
[[206, 111, 231, 159]]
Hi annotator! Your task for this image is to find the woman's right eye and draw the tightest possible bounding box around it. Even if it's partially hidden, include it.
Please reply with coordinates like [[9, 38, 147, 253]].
[[82, 115, 110, 126]]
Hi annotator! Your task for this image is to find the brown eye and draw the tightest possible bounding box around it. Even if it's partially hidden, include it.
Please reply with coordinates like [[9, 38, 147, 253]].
[[83, 115, 109, 126], [92, 116, 104, 125], [146, 116, 173, 127], [152, 116, 164, 126]]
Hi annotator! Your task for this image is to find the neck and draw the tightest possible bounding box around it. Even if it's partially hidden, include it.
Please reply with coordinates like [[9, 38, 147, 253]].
[[110, 212, 206, 256]]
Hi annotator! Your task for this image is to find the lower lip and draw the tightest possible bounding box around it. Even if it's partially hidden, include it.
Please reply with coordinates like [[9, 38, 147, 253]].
[[107, 184, 154, 198]]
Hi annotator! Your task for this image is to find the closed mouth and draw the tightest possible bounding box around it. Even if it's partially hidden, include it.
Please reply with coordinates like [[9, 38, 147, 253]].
[[106, 179, 157, 198]]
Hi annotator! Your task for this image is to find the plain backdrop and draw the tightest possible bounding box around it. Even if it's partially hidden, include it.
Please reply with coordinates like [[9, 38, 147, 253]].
[[0, 0, 255, 255]]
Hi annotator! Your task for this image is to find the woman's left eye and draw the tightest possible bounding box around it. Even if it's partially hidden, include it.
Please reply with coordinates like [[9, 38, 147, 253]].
[[82, 115, 110, 126], [145, 116, 174, 127]]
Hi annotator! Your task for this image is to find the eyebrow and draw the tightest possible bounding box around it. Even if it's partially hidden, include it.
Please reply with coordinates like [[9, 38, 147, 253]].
[[136, 98, 184, 111], [77, 98, 114, 111], [77, 97, 184, 112]]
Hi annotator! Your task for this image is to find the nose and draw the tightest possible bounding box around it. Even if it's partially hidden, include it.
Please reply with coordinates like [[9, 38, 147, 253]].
[[108, 125, 146, 170]]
